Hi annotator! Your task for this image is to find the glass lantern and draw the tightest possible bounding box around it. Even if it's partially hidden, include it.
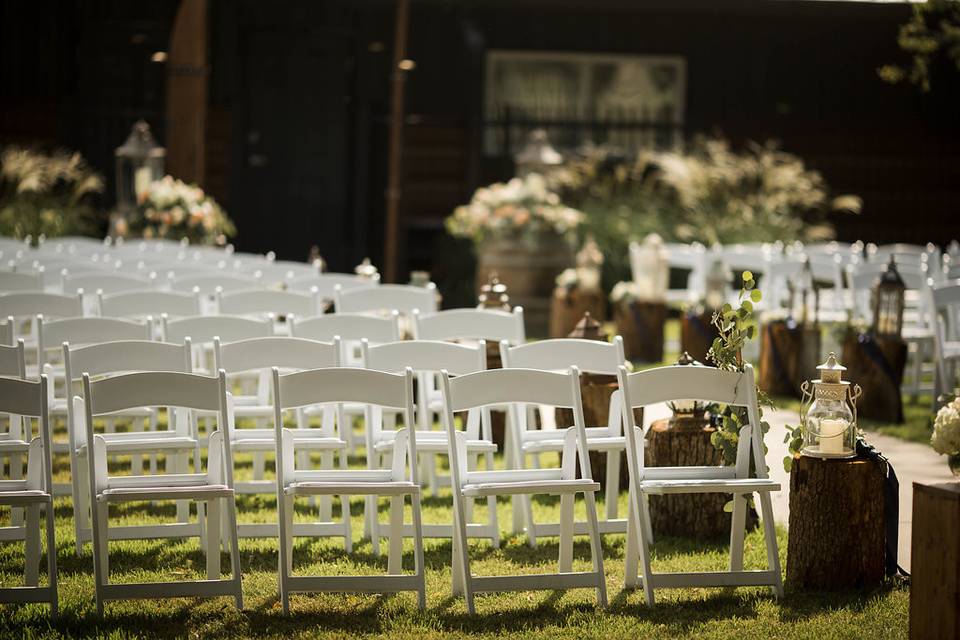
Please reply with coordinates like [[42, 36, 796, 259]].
[[514, 129, 563, 177], [575, 235, 603, 292], [115, 120, 165, 212], [872, 256, 905, 338], [632, 232, 669, 302], [354, 257, 379, 280], [800, 353, 863, 459], [704, 256, 731, 310], [478, 273, 511, 311]]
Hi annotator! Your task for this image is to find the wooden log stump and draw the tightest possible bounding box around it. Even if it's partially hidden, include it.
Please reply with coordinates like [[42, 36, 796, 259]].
[[645, 418, 758, 539], [681, 310, 720, 363], [840, 331, 907, 423], [758, 320, 822, 398], [786, 454, 886, 589], [549, 287, 606, 338], [910, 482, 960, 640], [614, 300, 667, 363]]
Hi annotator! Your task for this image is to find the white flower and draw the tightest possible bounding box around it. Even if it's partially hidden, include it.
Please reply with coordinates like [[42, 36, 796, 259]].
[[556, 268, 579, 289], [610, 281, 639, 304], [932, 399, 960, 456]]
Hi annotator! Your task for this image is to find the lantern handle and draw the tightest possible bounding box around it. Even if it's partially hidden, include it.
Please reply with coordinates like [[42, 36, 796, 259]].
[[799, 380, 813, 426], [849, 383, 863, 434]]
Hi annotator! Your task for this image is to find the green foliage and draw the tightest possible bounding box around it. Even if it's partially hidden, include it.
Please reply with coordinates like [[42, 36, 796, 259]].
[[0, 146, 105, 243], [879, 0, 960, 92], [551, 137, 847, 291]]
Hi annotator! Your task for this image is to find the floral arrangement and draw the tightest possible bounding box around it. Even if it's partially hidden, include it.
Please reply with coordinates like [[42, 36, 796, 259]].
[[127, 175, 235, 245], [932, 398, 960, 456], [446, 173, 584, 246], [0, 146, 104, 243], [610, 280, 641, 305]]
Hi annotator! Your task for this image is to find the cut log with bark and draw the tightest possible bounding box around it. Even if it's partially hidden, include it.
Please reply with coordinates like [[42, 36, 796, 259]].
[[840, 331, 907, 423], [645, 418, 758, 539], [614, 300, 667, 363], [786, 454, 886, 589], [910, 482, 960, 640], [681, 310, 720, 363], [758, 320, 822, 398], [549, 287, 606, 338]]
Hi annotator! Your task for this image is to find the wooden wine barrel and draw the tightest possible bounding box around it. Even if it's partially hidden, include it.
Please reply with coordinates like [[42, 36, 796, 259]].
[[476, 234, 574, 337]]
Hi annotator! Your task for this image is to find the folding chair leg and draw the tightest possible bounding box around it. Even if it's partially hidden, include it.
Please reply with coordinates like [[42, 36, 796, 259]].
[[759, 491, 784, 598], [10, 453, 23, 527], [483, 451, 500, 549], [642, 493, 654, 543], [225, 494, 244, 610], [632, 489, 655, 606], [253, 451, 265, 481], [341, 494, 352, 553], [605, 451, 620, 520], [96, 504, 109, 584], [319, 451, 333, 522], [425, 454, 438, 496], [523, 494, 537, 548], [729, 494, 748, 572], [369, 496, 381, 556], [174, 454, 189, 524], [451, 493, 475, 614], [558, 493, 574, 573], [410, 493, 427, 611], [148, 414, 158, 474], [74, 450, 89, 555], [283, 496, 294, 575], [277, 494, 292, 614], [204, 499, 220, 579], [388, 496, 403, 575], [583, 491, 608, 608], [45, 502, 58, 618], [624, 491, 640, 588], [24, 504, 40, 587]]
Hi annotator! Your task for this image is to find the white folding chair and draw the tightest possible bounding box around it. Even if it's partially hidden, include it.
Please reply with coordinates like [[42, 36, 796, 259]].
[[617, 363, 783, 604], [362, 339, 499, 547], [931, 281, 960, 396], [82, 370, 243, 614], [413, 307, 525, 345], [62, 271, 156, 315], [36, 315, 154, 492], [214, 336, 348, 541], [169, 272, 260, 294], [0, 341, 29, 531], [0, 270, 44, 293], [500, 337, 628, 538], [65, 340, 200, 552], [333, 283, 437, 318], [289, 312, 401, 451], [439, 366, 606, 613], [0, 292, 84, 371], [0, 373, 57, 616], [273, 367, 425, 612], [98, 289, 200, 322], [286, 272, 379, 305], [250, 259, 321, 288]]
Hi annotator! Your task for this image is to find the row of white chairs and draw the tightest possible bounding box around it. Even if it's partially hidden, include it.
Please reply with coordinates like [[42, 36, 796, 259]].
[[0, 337, 782, 616]]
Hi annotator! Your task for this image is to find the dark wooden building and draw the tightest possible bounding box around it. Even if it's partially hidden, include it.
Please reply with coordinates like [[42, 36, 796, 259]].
[[2, 0, 958, 289]]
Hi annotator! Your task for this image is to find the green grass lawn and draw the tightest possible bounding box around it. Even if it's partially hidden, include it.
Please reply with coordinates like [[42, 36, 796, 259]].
[[0, 426, 908, 639]]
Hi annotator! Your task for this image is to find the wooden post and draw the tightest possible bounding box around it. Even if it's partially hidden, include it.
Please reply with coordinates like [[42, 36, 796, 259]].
[[166, 0, 208, 185], [786, 454, 886, 589], [910, 482, 960, 640], [383, 0, 410, 283], [614, 300, 666, 363]]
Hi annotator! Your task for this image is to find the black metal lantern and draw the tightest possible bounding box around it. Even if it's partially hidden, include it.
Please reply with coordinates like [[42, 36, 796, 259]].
[[115, 120, 165, 213], [872, 256, 905, 338]]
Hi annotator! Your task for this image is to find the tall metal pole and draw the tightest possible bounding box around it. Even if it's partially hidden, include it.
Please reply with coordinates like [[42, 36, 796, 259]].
[[383, 0, 410, 283]]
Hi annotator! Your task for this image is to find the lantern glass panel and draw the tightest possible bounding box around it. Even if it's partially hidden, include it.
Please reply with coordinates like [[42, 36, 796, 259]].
[[802, 394, 855, 457]]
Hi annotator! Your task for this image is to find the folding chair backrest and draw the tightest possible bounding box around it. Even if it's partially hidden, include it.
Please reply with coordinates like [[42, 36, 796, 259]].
[[287, 272, 379, 298], [65, 340, 191, 380], [290, 312, 400, 343], [0, 292, 83, 320], [99, 290, 199, 319], [0, 374, 51, 487], [413, 307, 525, 343], [363, 339, 484, 376], [0, 340, 25, 378], [217, 288, 318, 317], [501, 337, 624, 375], [169, 272, 259, 294], [162, 314, 272, 344], [0, 269, 43, 293], [38, 316, 151, 366], [334, 283, 437, 315], [84, 370, 224, 415], [275, 366, 411, 410], [62, 271, 153, 296], [215, 336, 340, 373]]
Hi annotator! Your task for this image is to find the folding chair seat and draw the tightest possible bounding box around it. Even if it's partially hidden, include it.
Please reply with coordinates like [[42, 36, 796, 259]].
[[213, 335, 347, 540], [0, 373, 57, 616], [617, 363, 783, 604], [439, 367, 606, 614], [362, 339, 499, 547], [273, 367, 425, 612], [500, 337, 629, 539], [81, 370, 243, 614]]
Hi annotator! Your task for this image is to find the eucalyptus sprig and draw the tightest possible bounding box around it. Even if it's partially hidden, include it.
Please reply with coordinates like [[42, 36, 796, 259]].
[[706, 271, 773, 477]]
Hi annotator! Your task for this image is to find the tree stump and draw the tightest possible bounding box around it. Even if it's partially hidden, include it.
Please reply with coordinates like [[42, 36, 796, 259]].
[[758, 320, 822, 398], [910, 482, 960, 640], [786, 454, 886, 589], [645, 418, 758, 539], [681, 310, 720, 363], [840, 331, 907, 423], [549, 287, 606, 338], [614, 300, 667, 363]]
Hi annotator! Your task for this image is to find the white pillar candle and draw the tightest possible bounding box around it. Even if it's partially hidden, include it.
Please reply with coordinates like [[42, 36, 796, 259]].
[[818, 418, 848, 455]]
